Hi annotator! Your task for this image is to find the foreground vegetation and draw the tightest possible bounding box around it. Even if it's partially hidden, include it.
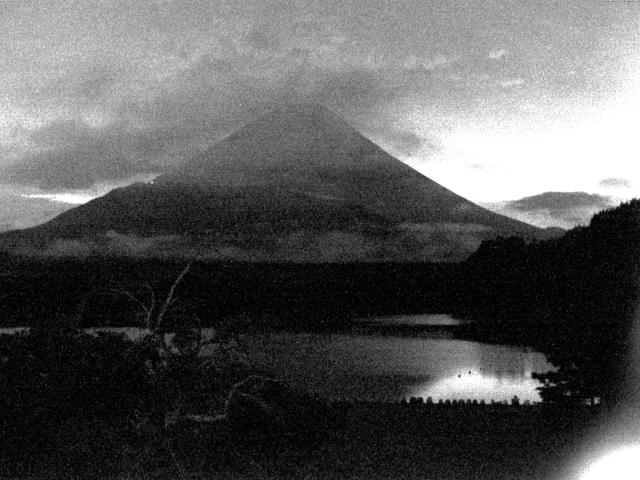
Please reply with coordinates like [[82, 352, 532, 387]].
[[0, 326, 605, 480], [0, 325, 331, 479], [0, 201, 638, 478], [455, 199, 640, 406]]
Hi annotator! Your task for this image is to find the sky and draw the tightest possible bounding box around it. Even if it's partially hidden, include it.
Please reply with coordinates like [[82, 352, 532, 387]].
[[1, 0, 639, 230]]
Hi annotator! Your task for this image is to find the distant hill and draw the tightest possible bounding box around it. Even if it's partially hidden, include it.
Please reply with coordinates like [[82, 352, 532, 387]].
[[0, 103, 543, 261], [481, 191, 618, 229]]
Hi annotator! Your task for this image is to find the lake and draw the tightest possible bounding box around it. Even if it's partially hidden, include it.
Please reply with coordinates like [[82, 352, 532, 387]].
[[242, 332, 551, 403], [355, 313, 462, 326], [0, 314, 553, 403]]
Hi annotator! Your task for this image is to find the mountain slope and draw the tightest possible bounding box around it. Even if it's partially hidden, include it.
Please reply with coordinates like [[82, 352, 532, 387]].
[[1, 103, 541, 261], [156, 103, 536, 230]]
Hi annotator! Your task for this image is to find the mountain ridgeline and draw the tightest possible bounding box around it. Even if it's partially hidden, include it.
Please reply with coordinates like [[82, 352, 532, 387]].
[[0, 103, 543, 262]]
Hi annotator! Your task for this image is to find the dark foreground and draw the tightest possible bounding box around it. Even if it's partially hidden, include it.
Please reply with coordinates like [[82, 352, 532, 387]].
[[1, 403, 604, 480]]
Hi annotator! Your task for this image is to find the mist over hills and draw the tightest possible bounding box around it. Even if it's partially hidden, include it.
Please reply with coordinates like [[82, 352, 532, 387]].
[[0, 192, 70, 233], [1, 104, 544, 262], [482, 192, 618, 230]]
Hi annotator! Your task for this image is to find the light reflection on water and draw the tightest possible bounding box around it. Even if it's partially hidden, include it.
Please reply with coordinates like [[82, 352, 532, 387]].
[[0, 315, 553, 402], [408, 367, 545, 403], [241, 331, 551, 403], [409, 339, 550, 402]]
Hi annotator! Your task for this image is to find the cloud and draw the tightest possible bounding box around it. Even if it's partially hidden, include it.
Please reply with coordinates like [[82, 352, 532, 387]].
[[244, 29, 282, 51], [482, 191, 618, 229], [0, 0, 638, 208], [403, 54, 457, 71], [498, 78, 525, 88], [507, 192, 614, 212], [373, 129, 440, 157], [309, 67, 400, 111], [599, 177, 631, 189], [21, 192, 98, 204], [384, 130, 429, 156], [44, 239, 95, 257], [10, 231, 187, 258], [0, 190, 71, 232], [101, 231, 185, 256], [0, 20, 447, 191], [40, 60, 124, 105], [1, 120, 161, 189], [488, 49, 508, 60]]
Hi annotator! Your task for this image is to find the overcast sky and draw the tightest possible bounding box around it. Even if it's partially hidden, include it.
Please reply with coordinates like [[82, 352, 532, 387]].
[[1, 0, 639, 229]]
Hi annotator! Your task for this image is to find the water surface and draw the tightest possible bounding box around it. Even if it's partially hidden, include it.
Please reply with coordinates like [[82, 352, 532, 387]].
[[1, 315, 552, 402], [242, 331, 551, 403], [356, 313, 462, 326]]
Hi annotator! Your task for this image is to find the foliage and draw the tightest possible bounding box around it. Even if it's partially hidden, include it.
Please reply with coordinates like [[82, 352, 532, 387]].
[[0, 326, 154, 457], [461, 199, 640, 405], [0, 322, 250, 475]]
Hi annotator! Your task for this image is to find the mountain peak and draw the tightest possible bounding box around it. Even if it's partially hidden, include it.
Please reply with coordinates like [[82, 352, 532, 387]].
[[234, 102, 353, 140], [155, 101, 375, 188], [1, 104, 542, 261]]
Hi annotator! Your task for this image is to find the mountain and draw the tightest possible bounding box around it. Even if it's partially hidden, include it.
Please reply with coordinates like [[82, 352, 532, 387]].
[[481, 192, 618, 229], [0, 103, 543, 261]]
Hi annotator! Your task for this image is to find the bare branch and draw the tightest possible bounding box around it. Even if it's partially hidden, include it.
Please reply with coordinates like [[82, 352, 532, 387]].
[[104, 288, 152, 319], [155, 263, 192, 331], [168, 296, 180, 309], [74, 294, 89, 325], [142, 283, 156, 328]]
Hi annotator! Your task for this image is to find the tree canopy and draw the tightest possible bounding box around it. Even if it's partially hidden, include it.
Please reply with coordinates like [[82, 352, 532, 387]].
[[459, 199, 640, 405]]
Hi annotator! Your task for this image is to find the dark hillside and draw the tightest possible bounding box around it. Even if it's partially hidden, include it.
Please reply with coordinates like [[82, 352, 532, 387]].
[[455, 199, 640, 405], [0, 257, 458, 328]]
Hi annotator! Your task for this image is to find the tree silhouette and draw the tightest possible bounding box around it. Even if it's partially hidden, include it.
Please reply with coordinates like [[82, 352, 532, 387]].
[[460, 200, 640, 405], [535, 199, 640, 405]]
